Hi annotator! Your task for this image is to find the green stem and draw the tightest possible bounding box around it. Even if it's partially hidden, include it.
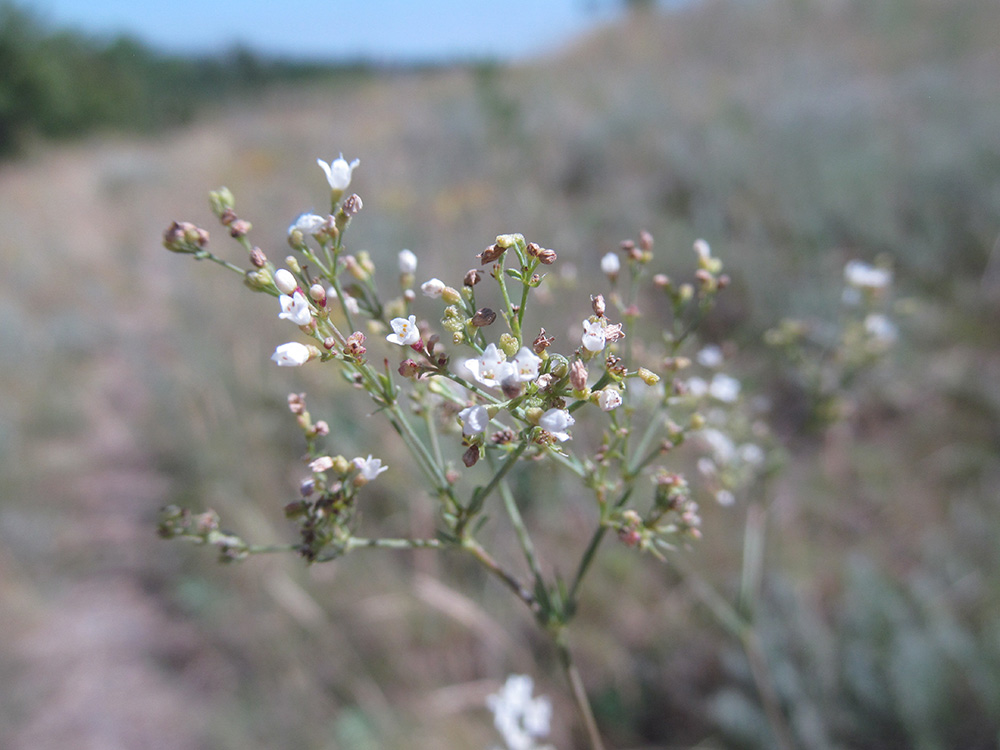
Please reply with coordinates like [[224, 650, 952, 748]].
[[496, 473, 544, 586], [461, 538, 537, 611], [567, 486, 633, 607], [555, 630, 606, 750]]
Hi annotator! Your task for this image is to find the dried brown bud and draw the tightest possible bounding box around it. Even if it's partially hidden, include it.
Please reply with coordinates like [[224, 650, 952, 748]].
[[398, 359, 420, 378], [163, 221, 209, 253], [464, 268, 482, 286], [462, 444, 480, 467], [287, 393, 306, 414], [342, 193, 363, 217], [344, 331, 366, 359], [569, 359, 588, 391], [491, 428, 516, 444], [247, 247, 266, 267], [528, 242, 557, 264], [500, 376, 523, 400], [605, 354, 626, 377], [591, 294, 606, 317], [532, 328, 555, 354], [717, 274, 731, 289], [312, 420, 330, 436], [639, 230, 654, 253], [229, 219, 251, 238], [471, 307, 497, 327], [219, 208, 238, 226], [478, 243, 506, 265]]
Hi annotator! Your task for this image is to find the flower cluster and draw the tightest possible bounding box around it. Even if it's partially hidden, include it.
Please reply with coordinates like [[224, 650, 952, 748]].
[[487, 675, 554, 750]]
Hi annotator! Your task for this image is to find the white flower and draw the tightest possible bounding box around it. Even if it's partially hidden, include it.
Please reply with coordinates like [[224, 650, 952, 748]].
[[421, 278, 446, 298], [600, 252, 620, 276], [738, 443, 765, 466], [352, 455, 387, 481], [343, 295, 360, 316], [844, 260, 891, 290], [597, 387, 622, 411], [317, 154, 359, 191], [487, 675, 552, 750], [511, 347, 541, 382], [539, 408, 575, 442], [271, 342, 312, 367], [274, 268, 298, 295], [864, 313, 897, 345], [581, 319, 606, 352], [309, 456, 334, 473], [464, 343, 508, 387], [398, 249, 418, 275], [716, 489, 736, 506], [278, 291, 313, 326], [458, 404, 490, 436], [686, 376, 708, 398], [709, 373, 741, 403], [287, 212, 326, 237], [696, 344, 723, 368], [386, 315, 420, 346], [699, 428, 736, 463]]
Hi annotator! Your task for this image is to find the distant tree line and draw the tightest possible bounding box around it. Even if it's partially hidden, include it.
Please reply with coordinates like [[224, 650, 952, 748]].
[[0, 2, 367, 156]]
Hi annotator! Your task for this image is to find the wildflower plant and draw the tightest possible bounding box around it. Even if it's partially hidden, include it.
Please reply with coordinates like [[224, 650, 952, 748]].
[[159, 157, 741, 749]]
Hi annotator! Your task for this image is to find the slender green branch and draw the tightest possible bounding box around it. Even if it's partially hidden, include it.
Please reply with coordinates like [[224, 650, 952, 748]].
[[462, 538, 538, 612], [555, 631, 606, 750]]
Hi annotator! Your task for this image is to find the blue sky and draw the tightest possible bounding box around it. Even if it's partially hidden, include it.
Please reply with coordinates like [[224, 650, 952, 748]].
[[20, 0, 659, 62]]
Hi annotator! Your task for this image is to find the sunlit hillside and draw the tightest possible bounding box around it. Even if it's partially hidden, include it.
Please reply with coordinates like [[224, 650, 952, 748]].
[[2, 0, 999, 748]]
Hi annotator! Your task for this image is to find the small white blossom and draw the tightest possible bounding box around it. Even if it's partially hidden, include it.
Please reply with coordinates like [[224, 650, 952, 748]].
[[458, 404, 490, 436], [278, 291, 313, 326], [864, 313, 898, 345], [487, 675, 552, 750], [271, 342, 312, 367], [309, 456, 334, 473], [539, 408, 575, 442], [844, 260, 892, 290], [694, 239, 712, 261], [738, 443, 765, 466], [398, 248, 418, 275], [465, 343, 508, 387], [709, 373, 741, 403], [287, 212, 326, 237], [274, 268, 298, 295], [421, 277, 446, 298], [600, 252, 620, 276], [597, 387, 623, 411], [352, 454, 388, 481], [317, 154, 359, 191], [343, 295, 360, 316], [511, 347, 541, 382], [686, 376, 708, 398], [696, 345, 724, 368], [716, 489, 736, 506], [700, 428, 736, 463], [386, 315, 420, 346], [581, 319, 606, 352]]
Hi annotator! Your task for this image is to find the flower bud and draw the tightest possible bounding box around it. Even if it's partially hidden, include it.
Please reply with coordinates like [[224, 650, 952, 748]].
[[274, 268, 298, 294], [471, 308, 496, 327], [309, 284, 327, 305], [499, 333, 518, 359], [478, 244, 506, 265], [569, 359, 588, 391], [229, 219, 251, 238], [462, 445, 480, 467], [637, 367, 660, 386], [591, 294, 606, 317], [464, 269, 482, 286], [398, 359, 421, 378], [441, 286, 462, 305], [600, 252, 620, 278], [244, 269, 272, 291], [250, 247, 267, 268], [398, 248, 417, 275], [208, 186, 235, 218]]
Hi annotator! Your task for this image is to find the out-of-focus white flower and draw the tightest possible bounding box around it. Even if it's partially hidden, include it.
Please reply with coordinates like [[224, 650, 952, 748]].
[[465, 343, 509, 388], [709, 373, 741, 403], [317, 154, 359, 191], [738, 443, 765, 466], [716, 489, 736, 506], [398, 249, 418, 275], [864, 313, 897, 345], [271, 342, 312, 367], [539, 408, 575, 442], [287, 212, 326, 237], [274, 268, 298, 295], [600, 252, 620, 276], [511, 347, 541, 382], [352, 455, 387, 481], [696, 344, 724, 368], [686, 376, 708, 398], [697, 457, 717, 477], [343, 295, 360, 315], [486, 675, 552, 750], [844, 260, 892, 290], [458, 404, 490, 436], [386, 315, 420, 346], [694, 239, 712, 261], [699, 428, 736, 463], [581, 319, 606, 352], [278, 291, 313, 326], [597, 387, 622, 411], [309, 456, 334, 473], [421, 278, 446, 298]]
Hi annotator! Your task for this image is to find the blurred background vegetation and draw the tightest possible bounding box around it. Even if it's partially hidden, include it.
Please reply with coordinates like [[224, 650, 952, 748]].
[[1, 0, 999, 748]]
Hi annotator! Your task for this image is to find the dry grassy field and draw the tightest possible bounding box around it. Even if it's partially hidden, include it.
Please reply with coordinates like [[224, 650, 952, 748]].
[[2, 1, 1000, 748]]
